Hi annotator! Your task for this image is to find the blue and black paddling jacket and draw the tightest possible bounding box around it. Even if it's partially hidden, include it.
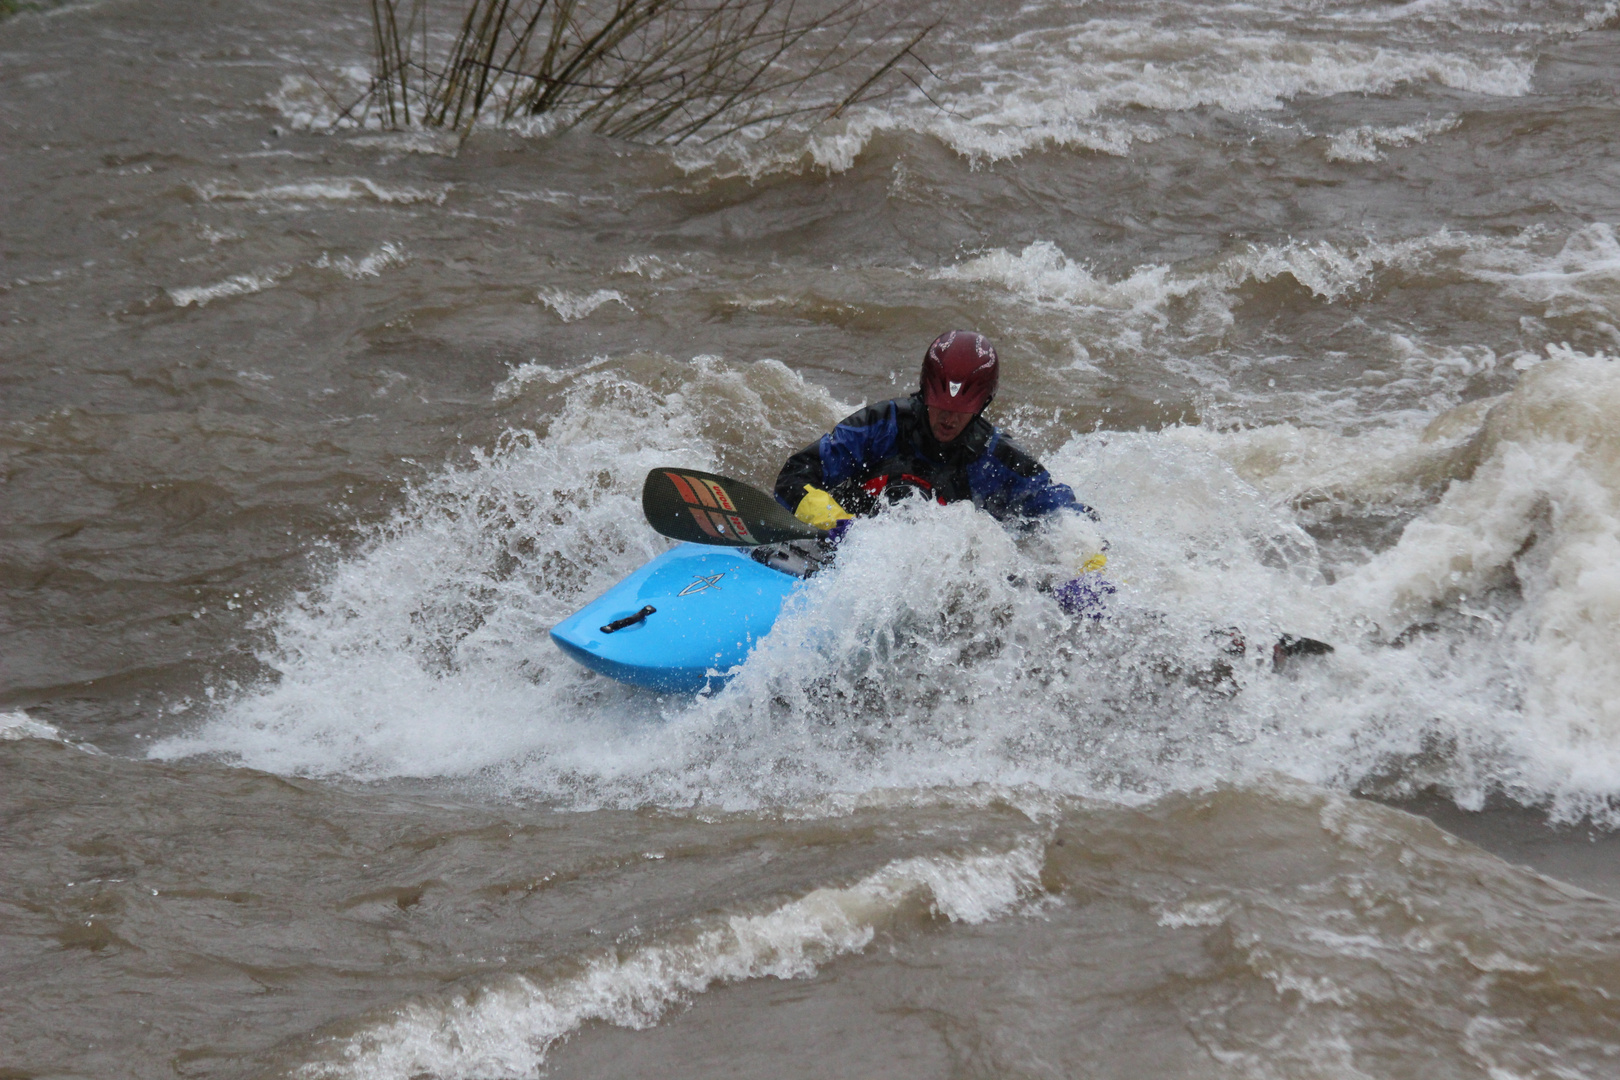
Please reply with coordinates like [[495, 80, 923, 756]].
[[773, 394, 1097, 524]]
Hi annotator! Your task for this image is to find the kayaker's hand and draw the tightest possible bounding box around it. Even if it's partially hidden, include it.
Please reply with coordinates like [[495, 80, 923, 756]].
[[795, 485, 854, 530], [824, 517, 853, 546], [1054, 572, 1115, 620]]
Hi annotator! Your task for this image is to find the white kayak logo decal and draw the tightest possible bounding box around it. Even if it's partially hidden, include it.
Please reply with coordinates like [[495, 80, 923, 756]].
[[678, 572, 726, 596]]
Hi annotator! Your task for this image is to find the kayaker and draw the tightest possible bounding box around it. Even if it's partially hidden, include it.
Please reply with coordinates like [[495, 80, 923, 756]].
[[774, 330, 1112, 616]]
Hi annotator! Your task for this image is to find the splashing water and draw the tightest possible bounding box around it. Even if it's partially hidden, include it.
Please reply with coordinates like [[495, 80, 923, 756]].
[[151, 346, 1620, 824]]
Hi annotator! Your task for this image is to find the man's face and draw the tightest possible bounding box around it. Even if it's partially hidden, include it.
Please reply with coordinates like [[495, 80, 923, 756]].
[[927, 404, 974, 443]]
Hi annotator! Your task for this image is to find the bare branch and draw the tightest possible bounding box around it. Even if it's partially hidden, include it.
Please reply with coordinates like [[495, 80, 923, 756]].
[[826, 23, 931, 121], [362, 0, 942, 146]]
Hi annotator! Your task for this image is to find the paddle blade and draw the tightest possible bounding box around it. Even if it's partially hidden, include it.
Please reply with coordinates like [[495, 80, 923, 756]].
[[642, 468, 824, 547]]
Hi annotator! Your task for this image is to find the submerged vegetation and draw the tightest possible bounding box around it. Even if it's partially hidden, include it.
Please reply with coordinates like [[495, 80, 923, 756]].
[[359, 0, 936, 143]]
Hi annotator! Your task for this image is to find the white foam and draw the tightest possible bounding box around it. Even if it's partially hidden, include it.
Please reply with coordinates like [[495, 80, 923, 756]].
[[193, 178, 449, 205], [291, 840, 1043, 1080], [537, 288, 632, 322], [938, 231, 1461, 315], [345, 131, 463, 156], [315, 242, 409, 280], [1325, 116, 1461, 162], [1335, 352, 1620, 816], [1, 709, 102, 754], [927, 23, 1525, 158], [167, 244, 407, 307], [166, 266, 292, 308], [1459, 223, 1620, 344], [616, 254, 685, 280], [148, 355, 854, 789], [493, 360, 571, 400], [1158, 899, 1233, 928], [1153, 348, 1620, 821], [680, 10, 1535, 175], [156, 393, 1348, 808], [0, 710, 64, 742], [151, 238, 1620, 824], [268, 72, 376, 132], [938, 241, 1181, 320], [933, 232, 1474, 406], [265, 3, 1539, 178], [936, 226, 1620, 408]]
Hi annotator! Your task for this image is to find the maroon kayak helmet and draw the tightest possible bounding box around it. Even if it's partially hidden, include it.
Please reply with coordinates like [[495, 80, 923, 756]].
[[920, 330, 999, 415]]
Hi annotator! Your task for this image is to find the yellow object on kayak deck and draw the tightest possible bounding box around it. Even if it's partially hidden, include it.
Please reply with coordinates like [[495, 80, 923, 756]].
[[794, 485, 853, 530]]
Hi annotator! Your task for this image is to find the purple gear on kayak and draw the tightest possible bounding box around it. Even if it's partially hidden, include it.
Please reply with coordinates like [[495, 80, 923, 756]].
[[1054, 572, 1115, 620]]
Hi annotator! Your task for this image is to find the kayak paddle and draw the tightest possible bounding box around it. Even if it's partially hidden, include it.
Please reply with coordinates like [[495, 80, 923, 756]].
[[642, 467, 825, 547]]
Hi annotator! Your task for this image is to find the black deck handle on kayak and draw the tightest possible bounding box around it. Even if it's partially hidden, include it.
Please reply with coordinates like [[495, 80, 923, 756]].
[[600, 606, 656, 634]]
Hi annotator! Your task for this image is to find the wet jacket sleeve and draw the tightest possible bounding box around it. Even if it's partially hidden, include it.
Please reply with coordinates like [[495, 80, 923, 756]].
[[774, 402, 899, 509], [969, 434, 1099, 522]]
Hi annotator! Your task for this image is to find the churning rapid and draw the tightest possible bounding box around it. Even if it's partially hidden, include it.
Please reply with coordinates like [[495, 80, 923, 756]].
[[5, 0, 1620, 1077]]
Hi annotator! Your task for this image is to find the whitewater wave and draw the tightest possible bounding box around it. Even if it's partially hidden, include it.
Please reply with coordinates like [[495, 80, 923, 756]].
[[935, 224, 1620, 429], [167, 266, 293, 308], [679, 6, 1537, 175], [2, 709, 102, 753], [1, 710, 67, 743], [1324, 116, 1461, 163], [314, 242, 409, 280], [265, 0, 1552, 178], [165, 242, 412, 308], [1163, 348, 1620, 820], [290, 840, 1044, 1080], [193, 178, 449, 205], [539, 288, 632, 322], [1340, 352, 1620, 791], [940, 226, 1620, 325], [150, 338, 1620, 824]]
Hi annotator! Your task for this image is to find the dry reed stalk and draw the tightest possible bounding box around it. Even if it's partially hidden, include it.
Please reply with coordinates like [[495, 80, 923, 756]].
[[360, 0, 934, 144]]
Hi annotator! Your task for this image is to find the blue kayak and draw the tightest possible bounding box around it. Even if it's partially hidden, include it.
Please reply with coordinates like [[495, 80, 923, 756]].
[[549, 543, 804, 692]]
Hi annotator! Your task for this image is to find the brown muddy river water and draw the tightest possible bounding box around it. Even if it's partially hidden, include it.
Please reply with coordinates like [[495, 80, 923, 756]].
[[5, 1, 1620, 1077]]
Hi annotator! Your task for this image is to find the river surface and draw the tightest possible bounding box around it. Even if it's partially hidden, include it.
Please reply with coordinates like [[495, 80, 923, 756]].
[[5, 1, 1620, 1077]]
